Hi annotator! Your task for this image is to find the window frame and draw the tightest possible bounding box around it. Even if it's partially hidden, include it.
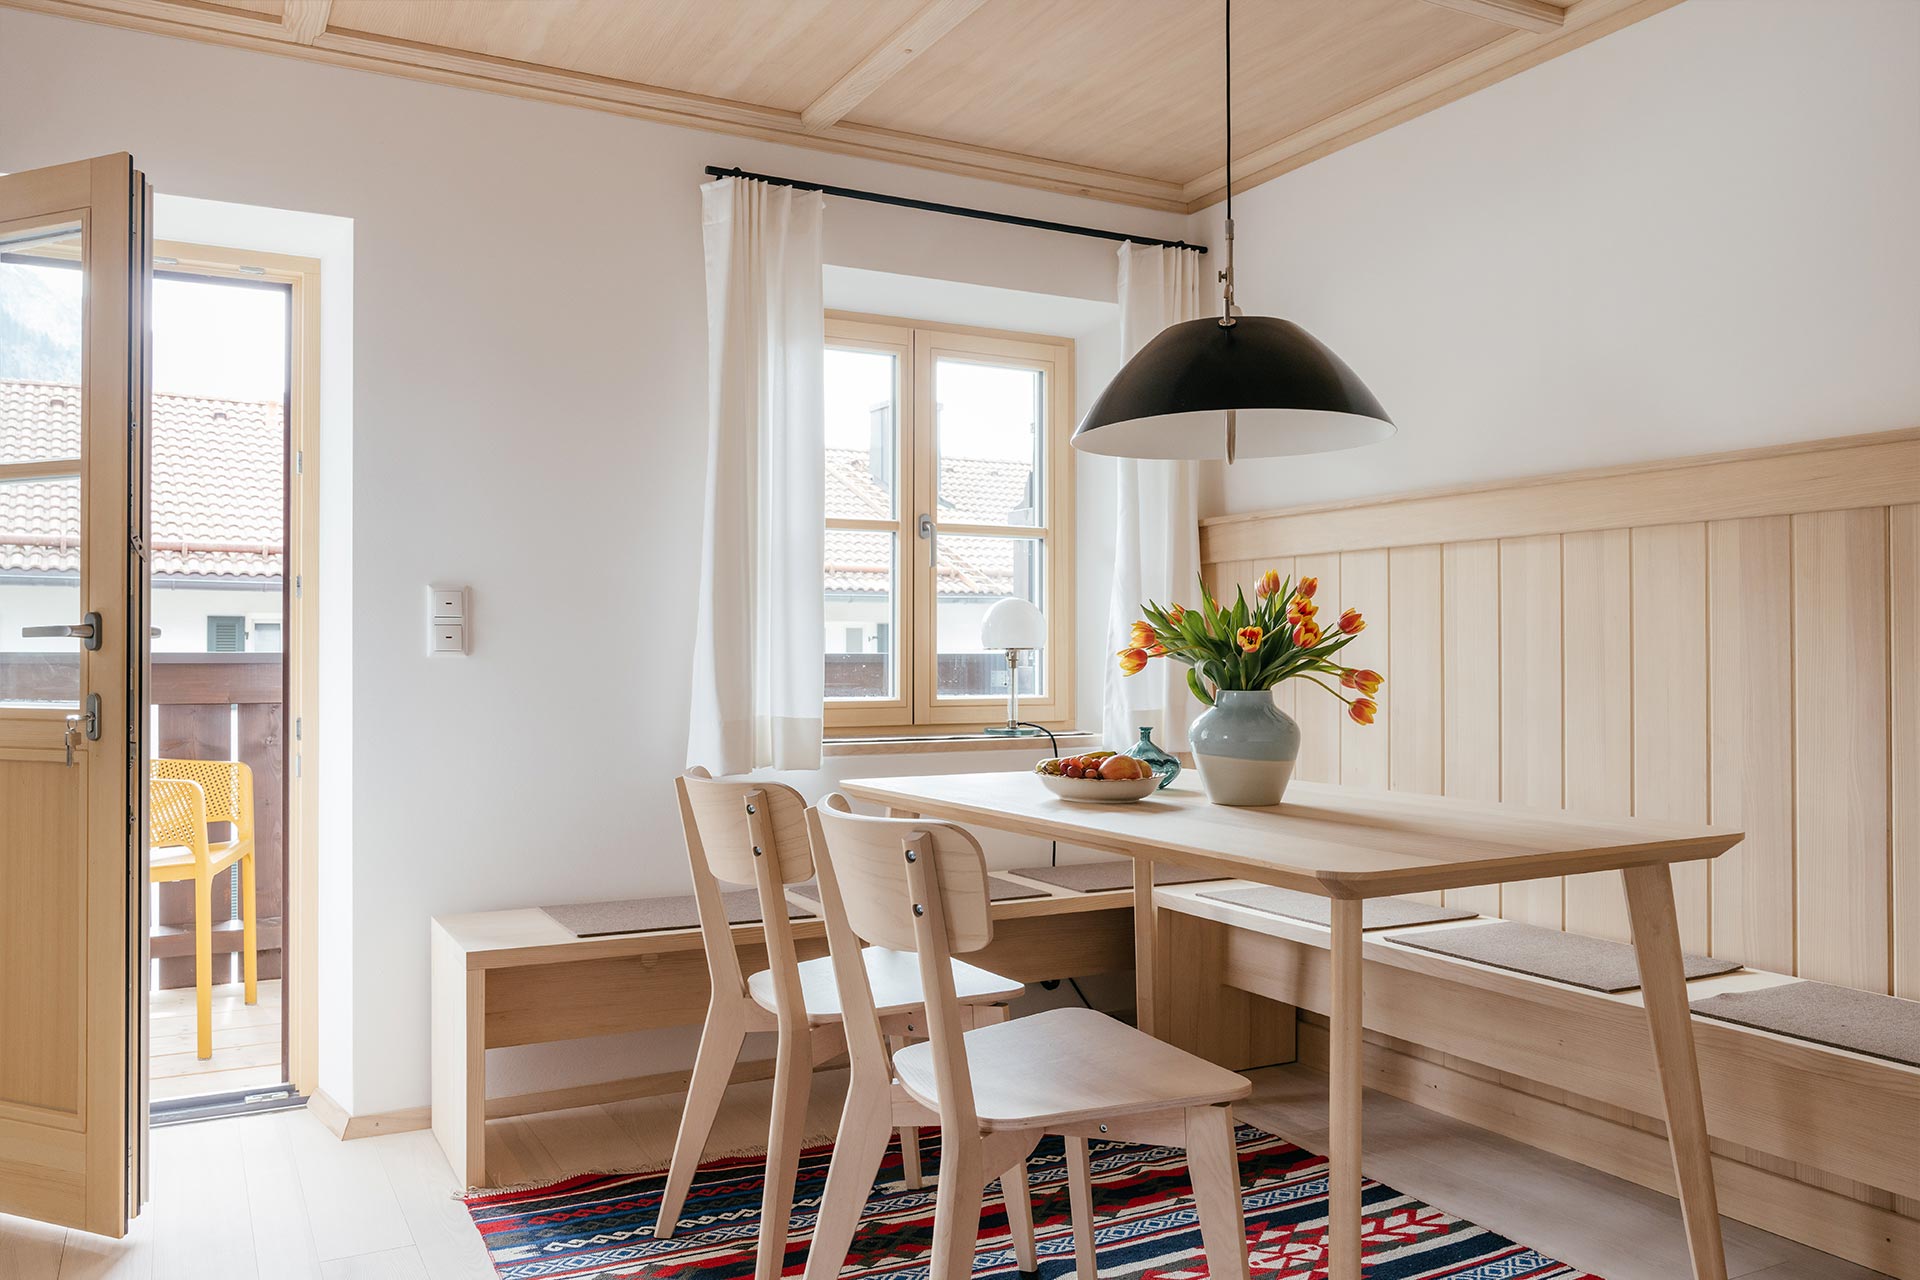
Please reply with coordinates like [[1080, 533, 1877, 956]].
[[824, 311, 1075, 734]]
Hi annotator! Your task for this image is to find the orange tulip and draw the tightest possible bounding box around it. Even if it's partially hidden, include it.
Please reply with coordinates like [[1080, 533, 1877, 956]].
[[1349, 697, 1378, 726], [1286, 596, 1317, 624], [1236, 625, 1264, 653], [1341, 668, 1384, 696], [1255, 569, 1282, 600], [1295, 575, 1319, 600], [1292, 619, 1322, 648], [1129, 620, 1157, 650], [1338, 607, 1366, 635], [1117, 647, 1149, 676], [1167, 603, 1187, 627]]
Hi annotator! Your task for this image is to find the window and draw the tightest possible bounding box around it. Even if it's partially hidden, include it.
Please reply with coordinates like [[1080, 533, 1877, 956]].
[[207, 615, 246, 652], [824, 314, 1074, 731]]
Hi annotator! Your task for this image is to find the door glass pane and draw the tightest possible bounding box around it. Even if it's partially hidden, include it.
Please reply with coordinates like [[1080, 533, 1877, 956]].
[[935, 358, 1041, 528], [0, 474, 82, 706], [1, 220, 85, 708], [936, 534, 1042, 699], [824, 347, 898, 520], [825, 529, 896, 700]]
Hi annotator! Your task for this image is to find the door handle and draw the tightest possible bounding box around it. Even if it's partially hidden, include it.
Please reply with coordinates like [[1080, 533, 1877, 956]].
[[23, 611, 101, 651], [917, 512, 936, 567]]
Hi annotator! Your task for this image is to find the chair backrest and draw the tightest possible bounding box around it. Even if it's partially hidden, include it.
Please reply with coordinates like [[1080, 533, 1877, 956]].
[[808, 795, 993, 954], [152, 758, 253, 835], [149, 776, 209, 856], [675, 768, 814, 1012], [807, 795, 992, 1133]]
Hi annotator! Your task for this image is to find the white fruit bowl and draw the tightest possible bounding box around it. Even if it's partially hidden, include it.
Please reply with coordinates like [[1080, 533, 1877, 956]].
[[1037, 773, 1159, 803]]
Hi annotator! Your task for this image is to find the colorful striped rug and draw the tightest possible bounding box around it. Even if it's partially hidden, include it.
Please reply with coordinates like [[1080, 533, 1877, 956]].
[[463, 1125, 1604, 1278]]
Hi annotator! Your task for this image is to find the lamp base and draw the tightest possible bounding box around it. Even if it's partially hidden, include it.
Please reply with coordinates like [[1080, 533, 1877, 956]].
[[982, 725, 1045, 737]]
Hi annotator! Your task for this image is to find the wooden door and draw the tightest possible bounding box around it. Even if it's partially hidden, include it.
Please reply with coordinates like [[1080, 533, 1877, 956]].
[[0, 154, 151, 1236]]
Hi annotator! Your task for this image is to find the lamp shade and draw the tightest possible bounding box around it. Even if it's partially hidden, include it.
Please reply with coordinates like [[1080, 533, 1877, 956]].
[[979, 597, 1046, 651], [1072, 315, 1394, 460]]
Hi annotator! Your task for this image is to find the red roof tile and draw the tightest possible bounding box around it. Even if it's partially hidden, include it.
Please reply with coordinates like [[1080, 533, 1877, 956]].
[[0, 379, 282, 579]]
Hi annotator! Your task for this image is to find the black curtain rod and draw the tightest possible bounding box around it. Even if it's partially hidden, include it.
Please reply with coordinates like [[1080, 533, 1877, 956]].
[[704, 165, 1206, 254]]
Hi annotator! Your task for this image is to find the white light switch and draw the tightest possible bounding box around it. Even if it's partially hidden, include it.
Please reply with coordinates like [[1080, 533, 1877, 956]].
[[428, 584, 467, 655]]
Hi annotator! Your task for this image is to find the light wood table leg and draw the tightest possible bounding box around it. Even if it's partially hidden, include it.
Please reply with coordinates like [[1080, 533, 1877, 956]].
[[430, 925, 487, 1189], [1327, 897, 1364, 1280], [1134, 856, 1158, 1039], [1623, 863, 1729, 1280]]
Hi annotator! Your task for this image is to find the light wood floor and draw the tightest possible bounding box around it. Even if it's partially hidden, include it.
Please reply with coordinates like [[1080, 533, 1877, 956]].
[[149, 979, 285, 1103], [0, 1064, 1887, 1280]]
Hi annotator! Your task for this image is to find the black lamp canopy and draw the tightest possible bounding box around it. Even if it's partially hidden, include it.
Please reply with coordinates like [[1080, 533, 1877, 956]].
[[1071, 0, 1394, 463]]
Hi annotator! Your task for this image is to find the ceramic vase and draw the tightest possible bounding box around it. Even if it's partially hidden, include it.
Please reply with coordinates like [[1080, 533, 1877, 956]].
[[1189, 689, 1299, 806], [1122, 725, 1181, 791]]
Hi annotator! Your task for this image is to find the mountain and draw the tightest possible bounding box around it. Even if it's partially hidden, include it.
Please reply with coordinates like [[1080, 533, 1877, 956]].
[[0, 262, 82, 384]]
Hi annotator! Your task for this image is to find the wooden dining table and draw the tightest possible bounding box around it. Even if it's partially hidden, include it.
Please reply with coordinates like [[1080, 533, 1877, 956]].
[[841, 771, 1743, 1280]]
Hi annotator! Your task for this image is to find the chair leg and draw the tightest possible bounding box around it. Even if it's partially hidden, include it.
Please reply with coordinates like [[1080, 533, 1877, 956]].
[[929, 1136, 987, 1280], [240, 853, 259, 1005], [1185, 1105, 1248, 1280], [194, 874, 213, 1060], [887, 1036, 925, 1189], [801, 1082, 894, 1280], [1001, 1156, 1038, 1276], [756, 1019, 812, 1280], [654, 1003, 746, 1239], [1065, 1135, 1097, 1278]]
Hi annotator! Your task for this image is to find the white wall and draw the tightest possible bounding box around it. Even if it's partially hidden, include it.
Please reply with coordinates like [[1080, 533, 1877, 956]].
[[1192, 0, 1920, 516], [0, 7, 1176, 1114]]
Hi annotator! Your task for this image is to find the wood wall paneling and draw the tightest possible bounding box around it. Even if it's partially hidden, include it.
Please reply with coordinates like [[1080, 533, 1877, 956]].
[[1441, 540, 1501, 915], [1706, 516, 1796, 972], [1199, 429, 1920, 1004], [1894, 505, 1919, 998], [1629, 523, 1711, 954], [1338, 549, 1390, 792], [1561, 529, 1634, 940], [1292, 554, 1342, 785], [1791, 509, 1891, 993], [1497, 534, 1564, 927], [0, 758, 82, 1114]]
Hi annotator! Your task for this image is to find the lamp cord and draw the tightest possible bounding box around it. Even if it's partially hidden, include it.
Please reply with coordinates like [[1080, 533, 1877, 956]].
[[1217, 0, 1237, 326], [1017, 719, 1093, 1009]]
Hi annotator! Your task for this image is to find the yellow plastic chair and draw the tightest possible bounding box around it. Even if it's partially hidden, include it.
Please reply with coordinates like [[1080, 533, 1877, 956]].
[[149, 759, 258, 1060]]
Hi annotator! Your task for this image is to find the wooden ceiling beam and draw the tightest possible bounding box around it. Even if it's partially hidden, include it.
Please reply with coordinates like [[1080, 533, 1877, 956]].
[[800, 0, 988, 133], [1416, 0, 1566, 34], [281, 0, 329, 46]]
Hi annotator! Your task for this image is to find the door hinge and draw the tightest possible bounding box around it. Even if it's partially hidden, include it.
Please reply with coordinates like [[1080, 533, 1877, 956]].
[[294, 716, 302, 742], [295, 450, 304, 475], [294, 753, 302, 779], [294, 574, 302, 598]]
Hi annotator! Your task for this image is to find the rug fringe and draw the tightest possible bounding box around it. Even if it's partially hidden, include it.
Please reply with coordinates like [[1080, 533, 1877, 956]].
[[454, 1129, 839, 1200]]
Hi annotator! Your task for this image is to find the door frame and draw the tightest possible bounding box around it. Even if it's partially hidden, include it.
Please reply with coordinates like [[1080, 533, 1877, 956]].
[[149, 240, 323, 1099]]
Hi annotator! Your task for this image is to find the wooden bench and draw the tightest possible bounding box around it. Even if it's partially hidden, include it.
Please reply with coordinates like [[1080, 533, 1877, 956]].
[[430, 879, 1137, 1187], [1156, 883, 1920, 1278]]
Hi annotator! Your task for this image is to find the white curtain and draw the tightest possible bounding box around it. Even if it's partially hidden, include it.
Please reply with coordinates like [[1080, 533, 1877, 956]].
[[1102, 242, 1206, 752], [687, 176, 826, 775]]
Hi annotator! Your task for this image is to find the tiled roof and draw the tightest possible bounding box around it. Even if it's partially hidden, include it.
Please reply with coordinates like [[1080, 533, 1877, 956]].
[[0, 379, 283, 579], [825, 448, 1035, 598]]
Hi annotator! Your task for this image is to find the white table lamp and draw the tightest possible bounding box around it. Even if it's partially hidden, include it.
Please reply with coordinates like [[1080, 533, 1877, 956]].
[[980, 598, 1046, 737]]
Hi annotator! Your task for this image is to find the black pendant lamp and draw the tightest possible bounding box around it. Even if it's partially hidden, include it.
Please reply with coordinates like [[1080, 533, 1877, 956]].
[[1072, 0, 1394, 462]]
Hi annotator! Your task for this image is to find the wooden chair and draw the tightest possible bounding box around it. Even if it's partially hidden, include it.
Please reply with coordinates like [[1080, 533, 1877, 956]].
[[655, 769, 1028, 1280], [148, 758, 258, 1061], [803, 794, 1255, 1280]]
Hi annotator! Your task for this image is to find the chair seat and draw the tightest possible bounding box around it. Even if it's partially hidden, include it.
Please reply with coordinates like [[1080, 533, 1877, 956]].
[[148, 837, 250, 882], [892, 1006, 1250, 1130], [747, 946, 1022, 1023]]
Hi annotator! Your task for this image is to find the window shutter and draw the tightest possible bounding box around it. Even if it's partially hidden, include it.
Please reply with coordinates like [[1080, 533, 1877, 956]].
[[207, 616, 245, 652]]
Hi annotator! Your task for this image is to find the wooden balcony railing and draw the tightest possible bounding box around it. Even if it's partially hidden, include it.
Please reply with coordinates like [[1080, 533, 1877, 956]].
[[0, 652, 287, 989]]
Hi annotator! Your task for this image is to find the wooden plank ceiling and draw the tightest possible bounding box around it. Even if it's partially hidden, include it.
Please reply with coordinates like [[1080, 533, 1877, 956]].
[[4, 0, 1684, 211]]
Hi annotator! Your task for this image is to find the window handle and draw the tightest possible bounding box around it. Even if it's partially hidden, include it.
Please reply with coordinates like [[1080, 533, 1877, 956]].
[[917, 512, 936, 566], [23, 611, 101, 651]]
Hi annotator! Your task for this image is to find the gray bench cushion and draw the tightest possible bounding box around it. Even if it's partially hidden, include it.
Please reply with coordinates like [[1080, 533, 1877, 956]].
[[1198, 884, 1477, 930], [1390, 920, 1739, 993], [542, 890, 812, 938], [1691, 981, 1920, 1067]]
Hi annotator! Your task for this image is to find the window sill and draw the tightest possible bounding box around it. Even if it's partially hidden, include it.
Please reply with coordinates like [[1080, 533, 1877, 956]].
[[822, 729, 1099, 758]]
